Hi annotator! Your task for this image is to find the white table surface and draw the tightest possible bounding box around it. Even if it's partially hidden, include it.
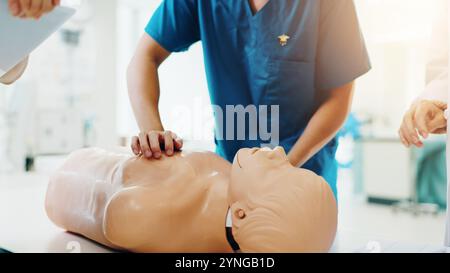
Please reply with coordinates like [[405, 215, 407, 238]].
[[0, 173, 112, 253], [0, 173, 448, 253]]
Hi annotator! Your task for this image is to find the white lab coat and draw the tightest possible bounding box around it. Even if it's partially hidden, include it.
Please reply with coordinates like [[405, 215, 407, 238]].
[[417, 0, 449, 247]]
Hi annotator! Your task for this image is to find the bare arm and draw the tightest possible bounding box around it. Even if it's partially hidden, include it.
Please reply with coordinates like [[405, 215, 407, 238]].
[[0, 57, 29, 85], [128, 34, 183, 159], [288, 82, 354, 167], [127, 34, 170, 133]]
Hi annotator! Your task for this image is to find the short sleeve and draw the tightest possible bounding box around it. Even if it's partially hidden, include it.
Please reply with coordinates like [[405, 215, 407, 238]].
[[145, 0, 201, 53], [316, 0, 371, 91]]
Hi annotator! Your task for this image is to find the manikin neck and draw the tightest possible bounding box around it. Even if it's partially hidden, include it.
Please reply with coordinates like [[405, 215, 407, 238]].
[[226, 208, 233, 228], [225, 208, 240, 251]]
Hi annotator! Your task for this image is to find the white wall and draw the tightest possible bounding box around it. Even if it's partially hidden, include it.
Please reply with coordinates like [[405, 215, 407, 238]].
[[116, 0, 214, 149], [353, 0, 438, 137], [91, 0, 119, 148]]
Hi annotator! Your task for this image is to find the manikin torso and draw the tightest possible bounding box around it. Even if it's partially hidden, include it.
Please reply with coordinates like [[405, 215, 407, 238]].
[[46, 148, 233, 253], [46, 147, 338, 253]]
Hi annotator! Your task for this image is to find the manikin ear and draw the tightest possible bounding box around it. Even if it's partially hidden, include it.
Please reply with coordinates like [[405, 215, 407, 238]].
[[230, 201, 249, 229]]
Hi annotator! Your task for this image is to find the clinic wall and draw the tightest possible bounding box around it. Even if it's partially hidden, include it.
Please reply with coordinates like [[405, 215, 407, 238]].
[[352, 0, 436, 136], [0, 0, 119, 171], [91, 0, 118, 148], [116, 0, 215, 150]]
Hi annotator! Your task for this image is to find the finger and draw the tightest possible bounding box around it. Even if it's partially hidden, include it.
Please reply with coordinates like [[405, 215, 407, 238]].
[[432, 100, 448, 110], [138, 133, 152, 158], [403, 111, 421, 146], [148, 131, 162, 159], [41, 0, 54, 14], [19, 0, 31, 16], [171, 132, 183, 150], [399, 127, 410, 147], [8, 0, 20, 16], [29, 0, 43, 18], [164, 131, 174, 156], [53, 0, 60, 6], [414, 106, 431, 139], [402, 124, 422, 147], [402, 123, 416, 147], [131, 136, 141, 155]]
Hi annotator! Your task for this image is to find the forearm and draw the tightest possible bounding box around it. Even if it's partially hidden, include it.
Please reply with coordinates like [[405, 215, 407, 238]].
[[127, 57, 164, 132], [0, 57, 29, 85], [288, 82, 355, 167]]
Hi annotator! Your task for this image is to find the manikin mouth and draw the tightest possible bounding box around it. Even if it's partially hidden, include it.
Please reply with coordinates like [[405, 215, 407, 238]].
[[236, 148, 259, 169]]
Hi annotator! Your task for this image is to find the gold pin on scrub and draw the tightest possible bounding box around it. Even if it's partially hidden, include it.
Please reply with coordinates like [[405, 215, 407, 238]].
[[278, 34, 290, 46]]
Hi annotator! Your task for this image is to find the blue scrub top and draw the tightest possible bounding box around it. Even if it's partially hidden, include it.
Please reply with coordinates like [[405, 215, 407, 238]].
[[146, 0, 371, 197]]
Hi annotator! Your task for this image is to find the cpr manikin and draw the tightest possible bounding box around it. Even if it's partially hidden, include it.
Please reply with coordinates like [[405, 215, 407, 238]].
[[45, 147, 337, 253]]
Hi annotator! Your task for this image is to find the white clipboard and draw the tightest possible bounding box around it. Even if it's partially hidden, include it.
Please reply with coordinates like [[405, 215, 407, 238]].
[[0, 0, 76, 76]]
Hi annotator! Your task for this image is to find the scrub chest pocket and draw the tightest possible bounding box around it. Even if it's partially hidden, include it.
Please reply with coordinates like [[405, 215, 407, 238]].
[[262, 59, 315, 139]]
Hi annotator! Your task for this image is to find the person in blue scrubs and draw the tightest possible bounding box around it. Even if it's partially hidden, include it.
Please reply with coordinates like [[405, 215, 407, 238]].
[[128, 0, 371, 198]]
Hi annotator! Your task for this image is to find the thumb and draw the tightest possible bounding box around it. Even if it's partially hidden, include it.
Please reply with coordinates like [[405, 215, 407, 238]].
[[428, 112, 447, 133]]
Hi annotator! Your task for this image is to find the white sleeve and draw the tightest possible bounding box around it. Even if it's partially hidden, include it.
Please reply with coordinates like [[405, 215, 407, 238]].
[[418, 70, 448, 102], [417, 0, 448, 103]]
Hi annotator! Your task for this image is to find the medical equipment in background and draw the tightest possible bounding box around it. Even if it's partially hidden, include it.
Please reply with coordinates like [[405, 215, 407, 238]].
[[0, 1, 98, 173], [0, 88, 13, 172], [393, 137, 446, 215], [360, 138, 414, 203], [358, 136, 442, 216], [1, 80, 37, 172]]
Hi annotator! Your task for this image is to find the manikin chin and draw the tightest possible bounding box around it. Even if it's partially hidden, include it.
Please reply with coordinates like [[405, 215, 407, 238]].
[[45, 146, 337, 253]]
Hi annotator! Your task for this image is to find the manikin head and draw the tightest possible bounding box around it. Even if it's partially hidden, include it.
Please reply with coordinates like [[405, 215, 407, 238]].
[[229, 147, 338, 253]]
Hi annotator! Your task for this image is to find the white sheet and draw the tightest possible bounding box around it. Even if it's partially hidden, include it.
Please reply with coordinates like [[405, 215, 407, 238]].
[[0, 0, 75, 76]]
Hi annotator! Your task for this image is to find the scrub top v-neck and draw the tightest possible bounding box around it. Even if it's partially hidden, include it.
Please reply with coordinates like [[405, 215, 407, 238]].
[[146, 0, 371, 197]]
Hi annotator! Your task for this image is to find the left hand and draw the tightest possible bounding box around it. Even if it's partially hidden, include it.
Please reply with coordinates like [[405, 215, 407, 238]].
[[398, 100, 447, 148], [8, 0, 60, 19]]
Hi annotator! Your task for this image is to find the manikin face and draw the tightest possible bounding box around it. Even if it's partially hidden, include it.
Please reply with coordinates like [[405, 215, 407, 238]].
[[229, 147, 338, 253], [230, 147, 289, 202]]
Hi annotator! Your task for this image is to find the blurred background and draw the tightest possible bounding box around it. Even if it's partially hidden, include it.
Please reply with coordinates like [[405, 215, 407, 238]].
[[0, 0, 448, 250]]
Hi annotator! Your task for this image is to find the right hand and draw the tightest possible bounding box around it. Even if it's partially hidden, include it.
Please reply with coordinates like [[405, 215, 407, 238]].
[[8, 0, 60, 19], [398, 100, 447, 148], [131, 130, 183, 159]]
